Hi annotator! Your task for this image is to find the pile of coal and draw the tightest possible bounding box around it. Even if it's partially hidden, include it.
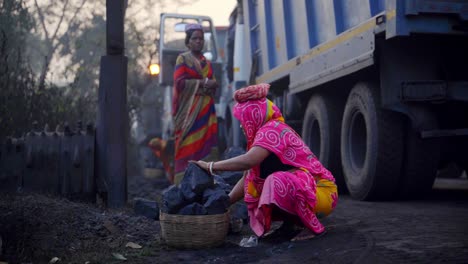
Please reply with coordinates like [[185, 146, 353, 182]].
[[221, 146, 246, 160], [219, 147, 245, 186], [160, 148, 249, 232], [161, 163, 230, 215]]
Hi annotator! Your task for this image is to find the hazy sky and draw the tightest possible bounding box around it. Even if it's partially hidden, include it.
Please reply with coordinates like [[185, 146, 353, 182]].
[[177, 0, 236, 26], [34, 0, 237, 84]]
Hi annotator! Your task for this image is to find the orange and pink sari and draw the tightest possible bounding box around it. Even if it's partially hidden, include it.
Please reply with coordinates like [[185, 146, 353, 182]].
[[233, 84, 338, 236]]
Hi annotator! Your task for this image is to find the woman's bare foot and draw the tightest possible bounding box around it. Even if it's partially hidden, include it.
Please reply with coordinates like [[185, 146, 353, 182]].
[[291, 229, 326, 242]]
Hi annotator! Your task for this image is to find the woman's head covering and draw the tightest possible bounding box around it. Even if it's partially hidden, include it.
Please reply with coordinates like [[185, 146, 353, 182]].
[[233, 83, 269, 102], [233, 83, 284, 149], [185, 23, 203, 33], [185, 24, 204, 45]]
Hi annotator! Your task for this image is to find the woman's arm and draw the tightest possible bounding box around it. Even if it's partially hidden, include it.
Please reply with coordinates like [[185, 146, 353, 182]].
[[228, 173, 245, 204], [190, 146, 269, 204], [191, 146, 270, 173]]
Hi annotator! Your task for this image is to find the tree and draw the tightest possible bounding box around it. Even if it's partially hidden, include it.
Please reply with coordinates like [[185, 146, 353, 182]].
[[0, 0, 199, 140], [29, 0, 89, 89], [0, 0, 36, 139], [124, 0, 195, 110]]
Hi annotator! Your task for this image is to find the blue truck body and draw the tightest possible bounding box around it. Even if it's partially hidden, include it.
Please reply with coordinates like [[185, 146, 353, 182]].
[[246, 0, 467, 84], [222, 0, 468, 200]]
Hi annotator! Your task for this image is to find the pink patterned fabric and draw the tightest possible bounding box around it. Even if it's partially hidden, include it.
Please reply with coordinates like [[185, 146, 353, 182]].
[[233, 85, 336, 236]]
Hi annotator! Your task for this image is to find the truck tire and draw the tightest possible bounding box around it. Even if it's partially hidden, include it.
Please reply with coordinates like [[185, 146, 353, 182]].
[[341, 82, 404, 201], [302, 95, 346, 192], [398, 114, 441, 198]]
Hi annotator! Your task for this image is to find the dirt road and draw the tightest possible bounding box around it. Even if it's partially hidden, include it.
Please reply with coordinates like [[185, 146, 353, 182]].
[[153, 188, 468, 264], [254, 189, 468, 263], [1, 174, 467, 264]]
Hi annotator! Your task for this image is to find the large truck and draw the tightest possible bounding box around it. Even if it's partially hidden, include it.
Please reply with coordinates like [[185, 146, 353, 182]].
[[218, 0, 468, 200]]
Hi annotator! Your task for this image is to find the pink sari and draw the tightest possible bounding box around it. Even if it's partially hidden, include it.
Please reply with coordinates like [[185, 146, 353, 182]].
[[233, 96, 337, 236]]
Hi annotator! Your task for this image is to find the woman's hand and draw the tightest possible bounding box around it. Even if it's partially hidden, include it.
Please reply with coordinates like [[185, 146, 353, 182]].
[[189, 146, 270, 178], [189, 160, 209, 173], [204, 79, 218, 93]]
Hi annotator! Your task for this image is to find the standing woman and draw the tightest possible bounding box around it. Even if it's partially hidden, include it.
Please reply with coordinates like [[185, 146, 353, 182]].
[[172, 23, 219, 184]]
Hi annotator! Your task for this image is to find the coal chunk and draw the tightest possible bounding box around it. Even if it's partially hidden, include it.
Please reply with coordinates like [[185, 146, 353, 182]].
[[161, 163, 235, 216], [219, 171, 244, 186], [230, 201, 248, 222], [229, 201, 248, 233], [180, 163, 214, 197], [213, 175, 232, 194], [180, 184, 198, 204], [133, 197, 159, 220], [178, 202, 207, 215], [203, 188, 230, 214], [222, 146, 246, 159], [161, 185, 185, 214], [220, 147, 245, 186]]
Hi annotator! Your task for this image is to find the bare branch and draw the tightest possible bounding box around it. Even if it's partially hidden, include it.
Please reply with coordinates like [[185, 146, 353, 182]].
[[126, 6, 148, 18], [52, 0, 87, 51], [34, 0, 49, 41], [49, 0, 69, 46]]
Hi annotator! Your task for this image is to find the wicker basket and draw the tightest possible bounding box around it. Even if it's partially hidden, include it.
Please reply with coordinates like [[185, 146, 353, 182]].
[[159, 211, 230, 249]]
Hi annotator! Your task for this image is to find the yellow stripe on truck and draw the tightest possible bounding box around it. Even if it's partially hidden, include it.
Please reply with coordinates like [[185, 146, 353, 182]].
[[386, 9, 396, 21], [256, 12, 388, 84]]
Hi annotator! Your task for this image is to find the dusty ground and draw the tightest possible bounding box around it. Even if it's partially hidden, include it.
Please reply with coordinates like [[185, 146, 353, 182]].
[[1, 168, 468, 264], [0, 171, 260, 264], [0, 174, 161, 263]]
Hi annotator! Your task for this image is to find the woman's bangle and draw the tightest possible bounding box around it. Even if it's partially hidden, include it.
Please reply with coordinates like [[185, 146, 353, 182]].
[[203, 77, 208, 88], [209, 161, 214, 176]]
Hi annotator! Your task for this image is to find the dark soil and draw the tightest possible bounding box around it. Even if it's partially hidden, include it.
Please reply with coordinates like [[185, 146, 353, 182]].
[[0, 172, 260, 264], [0, 175, 153, 263], [4, 166, 466, 263]]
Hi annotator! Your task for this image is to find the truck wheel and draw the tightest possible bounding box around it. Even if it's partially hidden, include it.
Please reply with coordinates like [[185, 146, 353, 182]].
[[302, 95, 346, 192], [398, 114, 441, 198], [399, 130, 440, 197], [341, 82, 404, 200]]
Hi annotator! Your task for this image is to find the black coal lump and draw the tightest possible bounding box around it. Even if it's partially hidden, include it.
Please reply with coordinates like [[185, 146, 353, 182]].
[[230, 201, 248, 222], [213, 175, 232, 193], [203, 188, 230, 215], [219, 171, 244, 186], [161, 185, 185, 214], [133, 197, 159, 220], [180, 163, 214, 196], [202, 187, 217, 202], [203, 183, 228, 203], [178, 202, 207, 215], [180, 183, 198, 204], [222, 146, 246, 159]]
